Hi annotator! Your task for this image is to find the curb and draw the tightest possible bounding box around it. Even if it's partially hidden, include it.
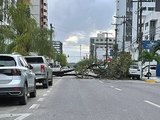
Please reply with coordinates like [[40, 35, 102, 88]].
[[145, 79, 156, 83]]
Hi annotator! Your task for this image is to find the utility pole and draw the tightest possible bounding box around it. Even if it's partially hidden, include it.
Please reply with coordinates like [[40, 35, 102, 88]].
[[50, 23, 54, 42], [132, 0, 151, 57], [137, 0, 143, 58], [102, 32, 112, 61], [114, 16, 128, 52], [122, 17, 126, 52], [112, 23, 121, 58]]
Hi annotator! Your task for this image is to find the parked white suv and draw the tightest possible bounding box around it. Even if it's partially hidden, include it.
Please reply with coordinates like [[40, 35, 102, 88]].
[[128, 65, 141, 79], [0, 54, 36, 105]]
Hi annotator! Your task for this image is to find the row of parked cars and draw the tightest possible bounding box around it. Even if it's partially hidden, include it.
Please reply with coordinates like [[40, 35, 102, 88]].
[[0, 54, 53, 105]]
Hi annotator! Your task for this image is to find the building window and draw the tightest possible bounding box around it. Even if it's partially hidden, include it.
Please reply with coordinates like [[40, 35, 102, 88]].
[[44, 3, 47, 6], [150, 21, 155, 27], [148, 7, 154, 11], [142, 7, 147, 11], [145, 22, 148, 30]]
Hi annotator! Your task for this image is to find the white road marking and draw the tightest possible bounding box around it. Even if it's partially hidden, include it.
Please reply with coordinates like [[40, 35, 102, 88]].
[[0, 113, 31, 120], [144, 100, 160, 108], [29, 104, 40, 109], [99, 81, 103, 83], [37, 98, 44, 102], [15, 113, 31, 120], [47, 90, 50, 93], [110, 86, 114, 88], [115, 88, 122, 91], [43, 93, 47, 96]]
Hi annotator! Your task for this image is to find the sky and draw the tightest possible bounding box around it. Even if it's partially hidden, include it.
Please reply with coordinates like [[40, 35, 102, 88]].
[[48, 0, 116, 63]]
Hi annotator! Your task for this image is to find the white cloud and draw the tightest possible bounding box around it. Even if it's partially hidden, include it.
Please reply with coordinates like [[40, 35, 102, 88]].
[[64, 36, 78, 45], [48, 0, 116, 63]]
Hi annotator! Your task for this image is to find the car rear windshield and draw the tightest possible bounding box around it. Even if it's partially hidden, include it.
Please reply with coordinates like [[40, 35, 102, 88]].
[[0, 56, 16, 66], [25, 57, 44, 63], [130, 65, 139, 69]]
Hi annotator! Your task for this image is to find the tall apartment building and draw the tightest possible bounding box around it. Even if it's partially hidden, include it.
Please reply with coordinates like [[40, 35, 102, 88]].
[[29, 0, 48, 28], [0, 0, 16, 25], [90, 33, 115, 61], [116, 0, 133, 52], [52, 41, 63, 54], [116, 0, 156, 60]]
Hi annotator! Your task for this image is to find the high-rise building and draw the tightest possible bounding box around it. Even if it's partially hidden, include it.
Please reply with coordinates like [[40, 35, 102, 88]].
[[90, 33, 115, 61], [29, 0, 48, 28], [116, 0, 133, 52], [116, 0, 156, 60], [52, 41, 63, 54], [0, 0, 16, 25]]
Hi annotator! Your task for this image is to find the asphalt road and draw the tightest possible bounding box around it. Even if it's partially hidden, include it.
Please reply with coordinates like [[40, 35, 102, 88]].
[[0, 77, 160, 120]]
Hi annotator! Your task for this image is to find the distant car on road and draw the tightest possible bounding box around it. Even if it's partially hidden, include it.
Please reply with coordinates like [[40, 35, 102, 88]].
[[0, 54, 36, 105], [52, 64, 61, 72], [25, 56, 53, 88]]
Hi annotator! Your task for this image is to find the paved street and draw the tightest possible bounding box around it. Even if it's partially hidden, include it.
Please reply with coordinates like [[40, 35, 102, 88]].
[[0, 77, 160, 120]]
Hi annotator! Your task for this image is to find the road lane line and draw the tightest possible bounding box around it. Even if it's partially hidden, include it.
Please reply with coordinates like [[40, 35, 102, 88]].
[[115, 88, 122, 91], [99, 81, 103, 83], [15, 113, 31, 120], [37, 98, 44, 102], [43, 93, 47, 96], [29, 104, 40, 109], [144, 100, 160, 108], [0, 113, 31, 120], [47, 90, 50, 93]]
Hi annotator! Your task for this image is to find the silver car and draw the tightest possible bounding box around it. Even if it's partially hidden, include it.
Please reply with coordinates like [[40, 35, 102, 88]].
[[0, 54, 36, 105]]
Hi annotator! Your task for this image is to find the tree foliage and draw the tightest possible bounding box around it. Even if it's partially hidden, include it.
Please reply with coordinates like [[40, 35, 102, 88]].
[[75, 58, 95, 77], [0, 2, 56, 59], [55, 54, 67, 67]]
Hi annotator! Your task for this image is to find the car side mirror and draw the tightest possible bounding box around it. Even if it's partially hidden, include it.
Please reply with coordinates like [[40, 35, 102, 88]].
[[29, 64, 33, 69], [49, 63, 53, 68]]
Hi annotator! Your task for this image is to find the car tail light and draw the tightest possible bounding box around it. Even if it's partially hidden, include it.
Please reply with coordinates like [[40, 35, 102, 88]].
[[40, 65, 45, 73]]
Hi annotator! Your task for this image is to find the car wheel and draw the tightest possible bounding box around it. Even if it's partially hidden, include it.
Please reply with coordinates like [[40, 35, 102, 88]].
[[137, 76, 140, 80], [19, 83, 28, 105], [49, 76, 53, 86], [30, 81, 36, 98], [43, 79, 49, 89]]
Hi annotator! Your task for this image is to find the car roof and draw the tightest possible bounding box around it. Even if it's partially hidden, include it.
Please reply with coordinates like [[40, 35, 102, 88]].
[[0, 54, 22, 57], [24, 56, 44, 58]]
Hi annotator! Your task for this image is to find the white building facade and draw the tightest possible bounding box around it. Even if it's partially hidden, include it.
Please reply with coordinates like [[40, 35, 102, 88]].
[[90, 33, 115, 61]]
